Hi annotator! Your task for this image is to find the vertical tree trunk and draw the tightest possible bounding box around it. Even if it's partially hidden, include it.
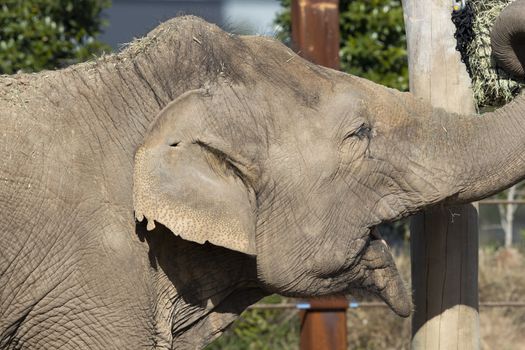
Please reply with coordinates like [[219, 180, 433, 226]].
[[498, 185, 516, 248], [402, 0, 480, 349]]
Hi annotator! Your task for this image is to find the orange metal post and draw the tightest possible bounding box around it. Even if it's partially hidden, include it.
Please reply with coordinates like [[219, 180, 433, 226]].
[[299, 298, 348, 350], [291, 0, 340, 69], [291, 1, 345, 349]]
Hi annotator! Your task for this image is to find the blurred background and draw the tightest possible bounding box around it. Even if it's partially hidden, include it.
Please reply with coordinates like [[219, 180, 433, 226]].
[[99, 0, 282, 48], [1, 0, 525, 348]]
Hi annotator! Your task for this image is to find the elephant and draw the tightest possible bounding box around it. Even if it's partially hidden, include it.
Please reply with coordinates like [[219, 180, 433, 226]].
[[1, 0, 525, 348]]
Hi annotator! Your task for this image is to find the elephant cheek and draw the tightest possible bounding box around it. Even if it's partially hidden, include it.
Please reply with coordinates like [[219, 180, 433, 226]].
[[310, 237, 368, 276]]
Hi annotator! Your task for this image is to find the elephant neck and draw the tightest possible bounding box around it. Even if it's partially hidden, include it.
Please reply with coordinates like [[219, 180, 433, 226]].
[[43, 17, 241, 160], [12, 16, 241, 210], [138, 223, 265, 348]]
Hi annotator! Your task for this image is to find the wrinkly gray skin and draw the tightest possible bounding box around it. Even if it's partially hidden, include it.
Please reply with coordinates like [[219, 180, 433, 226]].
[[1, 2, 525, 348]]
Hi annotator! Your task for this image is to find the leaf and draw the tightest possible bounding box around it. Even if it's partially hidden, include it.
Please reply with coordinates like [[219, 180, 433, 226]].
[[274, 0, 408, 91], [0, 0, 111, 74]]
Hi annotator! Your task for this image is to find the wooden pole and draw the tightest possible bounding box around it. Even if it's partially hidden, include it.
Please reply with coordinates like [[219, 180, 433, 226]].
[[401, 0, 480, 349], [291, 1, 346, 349]]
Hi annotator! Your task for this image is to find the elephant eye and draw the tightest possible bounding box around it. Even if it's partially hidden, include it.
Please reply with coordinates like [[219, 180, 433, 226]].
[[345, 123, 372, 141]]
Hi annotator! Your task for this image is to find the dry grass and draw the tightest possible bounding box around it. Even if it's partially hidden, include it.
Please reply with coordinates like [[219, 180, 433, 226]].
[[345, 248, 525, 350], [478, 248, 525, 350]]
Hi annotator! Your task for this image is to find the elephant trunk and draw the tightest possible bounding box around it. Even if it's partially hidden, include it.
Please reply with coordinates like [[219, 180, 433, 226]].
[[412, 0, 525, 206], [491, 0, 525, 79], [438, 100, 525, 204]]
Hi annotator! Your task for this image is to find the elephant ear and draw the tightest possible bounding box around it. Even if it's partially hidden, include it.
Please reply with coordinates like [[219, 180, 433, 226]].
[[133, 90, 257, 255]]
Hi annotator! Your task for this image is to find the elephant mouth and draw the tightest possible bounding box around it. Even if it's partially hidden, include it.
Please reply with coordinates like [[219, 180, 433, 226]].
[[370, 227, 389, 247], [135, 211, 412, 317], [350, 227, 411, 317]]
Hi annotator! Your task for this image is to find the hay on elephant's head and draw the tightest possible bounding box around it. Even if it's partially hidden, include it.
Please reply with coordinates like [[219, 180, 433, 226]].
[[463, 0, 524, 109]]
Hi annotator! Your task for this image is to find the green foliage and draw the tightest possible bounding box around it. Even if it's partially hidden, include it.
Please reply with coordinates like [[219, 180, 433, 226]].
[[274, 0, 292, 46], [0, 0, 111, 74], [275, 0, 408, 91], [205, 295, 299, 350], [339, 0, 408, 91]]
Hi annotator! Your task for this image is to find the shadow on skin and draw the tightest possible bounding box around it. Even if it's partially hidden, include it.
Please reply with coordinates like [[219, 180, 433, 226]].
[[135, 219, 266, 315]]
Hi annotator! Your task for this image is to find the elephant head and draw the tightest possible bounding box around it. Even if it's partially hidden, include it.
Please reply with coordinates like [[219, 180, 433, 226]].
[[133, 1, 525, 318]]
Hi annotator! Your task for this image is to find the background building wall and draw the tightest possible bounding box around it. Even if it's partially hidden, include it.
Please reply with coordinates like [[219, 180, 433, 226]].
[[99, 0, 281, 49]]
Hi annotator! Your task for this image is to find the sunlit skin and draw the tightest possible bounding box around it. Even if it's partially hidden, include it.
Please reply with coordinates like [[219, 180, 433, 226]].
[[1, 2, 525, 347]]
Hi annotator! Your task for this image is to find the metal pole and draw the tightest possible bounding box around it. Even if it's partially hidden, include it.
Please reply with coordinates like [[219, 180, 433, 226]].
[[247, 301, 525, 310], [299, 297, 347, 350], [291, 1, 345, 349], [291, 0, 340, 70]]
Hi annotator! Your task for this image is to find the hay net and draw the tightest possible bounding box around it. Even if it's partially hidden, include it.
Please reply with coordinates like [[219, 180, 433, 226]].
[[452, 0, 524, 110]]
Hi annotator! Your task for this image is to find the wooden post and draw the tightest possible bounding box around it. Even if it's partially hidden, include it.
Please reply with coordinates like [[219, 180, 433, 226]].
[[401, 0, 480, 349], [291, 1, 346, 349]]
